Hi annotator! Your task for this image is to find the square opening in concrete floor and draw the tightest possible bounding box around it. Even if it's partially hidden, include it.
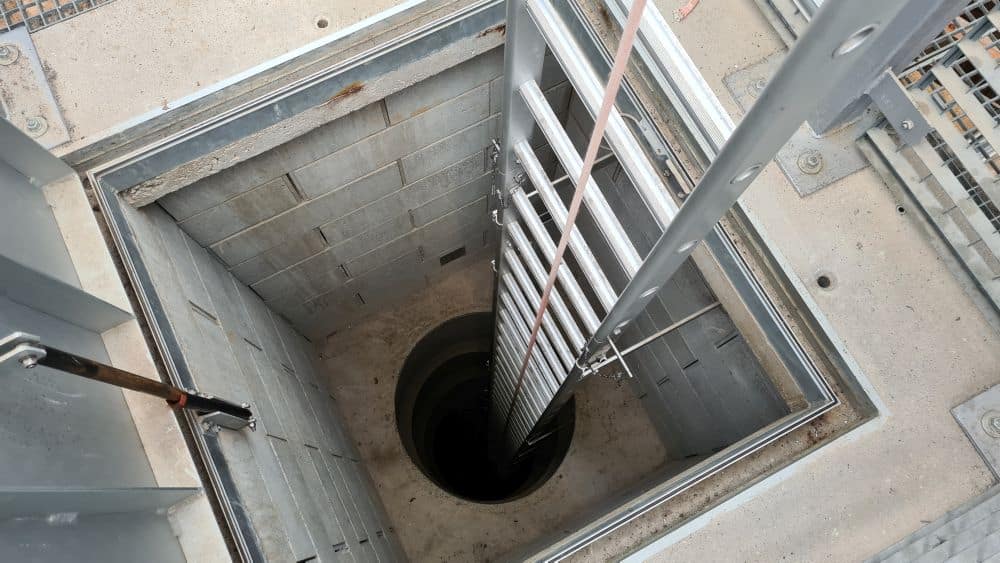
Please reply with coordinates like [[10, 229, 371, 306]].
[[83, 1, 872, 560]]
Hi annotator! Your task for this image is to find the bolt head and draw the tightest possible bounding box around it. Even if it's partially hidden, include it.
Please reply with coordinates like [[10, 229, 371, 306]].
[[982, 411, 1000, 439], [796, 150, 824, 175], [746, 78, 767, 98], [900, 119, 915, 131], [989, 416, 1000, 435], [0, 43, 19, 65], [20, 355, 37, 369], [24, 116, 47, 137]]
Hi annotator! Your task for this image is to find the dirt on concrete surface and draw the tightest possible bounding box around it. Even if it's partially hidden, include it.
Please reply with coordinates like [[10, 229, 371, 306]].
[[320, 257, 671, 562], [560, 1, 1000, 561]]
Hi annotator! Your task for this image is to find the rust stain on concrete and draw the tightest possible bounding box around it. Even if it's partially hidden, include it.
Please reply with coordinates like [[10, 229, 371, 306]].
[[478, 23, 506, 38], [327, 81, 365, 105]]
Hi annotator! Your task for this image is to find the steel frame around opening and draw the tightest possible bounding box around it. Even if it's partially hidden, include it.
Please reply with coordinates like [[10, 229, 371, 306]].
[[492, 0, 953, 460]]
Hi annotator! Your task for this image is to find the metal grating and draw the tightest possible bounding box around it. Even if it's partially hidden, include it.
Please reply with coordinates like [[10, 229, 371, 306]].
[[897, 0, 999, 87], [860, 1, 1000, 324], [926, 130, 1000, 232], [897, 2, 1000, 243], [1, 0, 112, 33]]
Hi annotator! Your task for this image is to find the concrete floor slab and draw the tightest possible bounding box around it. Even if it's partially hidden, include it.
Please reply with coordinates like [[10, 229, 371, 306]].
[[628, 1, 1000, 561], [320, 258, 670, 562], [22, 0, 1000, 559], [31, 0, 401, 150]]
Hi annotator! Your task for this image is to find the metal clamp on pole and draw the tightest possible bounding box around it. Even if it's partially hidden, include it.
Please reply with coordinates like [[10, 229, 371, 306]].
[[0, 332, 256, 432]]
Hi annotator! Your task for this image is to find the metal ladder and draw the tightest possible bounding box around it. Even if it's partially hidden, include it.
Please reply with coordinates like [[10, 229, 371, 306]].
[[489, 0, 962, 460]]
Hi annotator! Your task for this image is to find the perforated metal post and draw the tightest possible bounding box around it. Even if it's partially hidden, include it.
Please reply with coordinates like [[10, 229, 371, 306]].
[[490, 0, 959, 461]]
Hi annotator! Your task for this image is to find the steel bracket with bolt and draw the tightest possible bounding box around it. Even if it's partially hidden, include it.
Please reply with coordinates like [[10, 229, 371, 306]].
[[867, 70, 931, 146], [0, 27, 69, 148], [724, 53, 873, 196], [0, 332, 256, 432], [952, 383, 1000, 479]]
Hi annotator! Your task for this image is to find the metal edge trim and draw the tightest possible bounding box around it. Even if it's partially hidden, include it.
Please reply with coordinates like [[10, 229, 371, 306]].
[[80, 2, 507, 560], [96, 0, 505, 192], [86, 169, 264, 563]]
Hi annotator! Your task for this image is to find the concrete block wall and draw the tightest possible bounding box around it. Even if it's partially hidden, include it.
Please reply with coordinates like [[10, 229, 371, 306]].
[[122, 202, 401, 562], [549, 94, 789, 457], [153, 45, 575, 339], [157, 47, 515, 339]]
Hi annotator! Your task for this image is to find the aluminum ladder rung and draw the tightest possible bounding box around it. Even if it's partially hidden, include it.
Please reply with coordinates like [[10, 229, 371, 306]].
[[497, 315, 552, 409], [492, 351, 516, 408], [507, 194, 601, 331], [509, 181, 617, 312], [500, 285, 563, 390], [515, 88, 643, 276], [495, 332, 527, 414], [498, 330, 551, 429], [507, 222, 589, 346], [501, 248, 576, 369], [498, 306, 559, 397], [496, 324, 545, 419], [524, 0, 678, 229], [508, 186, 612, 313], [500, 276, 568, 382]]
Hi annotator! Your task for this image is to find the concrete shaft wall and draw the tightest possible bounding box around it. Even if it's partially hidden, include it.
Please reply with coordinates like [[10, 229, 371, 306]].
[[158, 48, 508, 339], [122, 202, 400, 562], [546, 93, 789, 456], [154, 45, 573, 340], [319, 259, 670, 562]]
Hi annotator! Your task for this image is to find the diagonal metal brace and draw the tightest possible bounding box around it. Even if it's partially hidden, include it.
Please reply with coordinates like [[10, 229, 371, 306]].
[[0, 331, 256, 432]]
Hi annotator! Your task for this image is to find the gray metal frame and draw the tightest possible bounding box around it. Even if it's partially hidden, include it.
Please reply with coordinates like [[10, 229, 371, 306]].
[[82, 2, 506, 560], [492, 0, 931, 459], [0, 109, 195, 563], [51, 0, 913, 559], [494, 0, 947, 558]]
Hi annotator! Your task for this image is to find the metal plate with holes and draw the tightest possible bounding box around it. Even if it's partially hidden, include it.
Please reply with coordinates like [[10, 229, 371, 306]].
[[952, 383, 1000, 478], [724, 52, 870, 196], [1, 0, 112, 33], [0, 27, 69, 148]]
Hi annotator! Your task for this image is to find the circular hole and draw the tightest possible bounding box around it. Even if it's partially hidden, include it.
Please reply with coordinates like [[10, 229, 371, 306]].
[[896, 205, 906, 215], [678, 240, 698, 253], [395, 313, 574, 503], [315, 16, 330, 29], [730, 163, 763, 184], [816, 274, 833, 289], [639, 286, 660, 299], [833, 24, 878, 57]]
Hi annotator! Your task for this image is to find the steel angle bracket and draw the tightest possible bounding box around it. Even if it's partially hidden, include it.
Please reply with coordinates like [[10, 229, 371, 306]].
[[0, 27, 69, 148], [867, 71, 931, 146], [200, 409, 256, 434], [952, 383, 1000, 478], [0, 332, 45, 368], [725, 53, 872, 197]]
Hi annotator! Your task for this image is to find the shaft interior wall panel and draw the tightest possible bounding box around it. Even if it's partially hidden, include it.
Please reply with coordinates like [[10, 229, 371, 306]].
[[119, 201, 402, 562], [155, 45, 571, 339], [522, 92, 791, 456]]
